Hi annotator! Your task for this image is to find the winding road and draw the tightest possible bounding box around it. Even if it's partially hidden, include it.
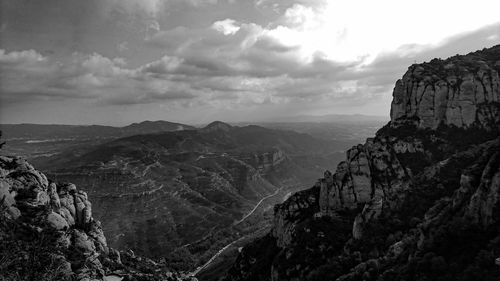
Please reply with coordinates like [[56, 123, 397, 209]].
[[189, 236, 246, 276], [189, 187, 285, 277], [233, 187, 283, 225]]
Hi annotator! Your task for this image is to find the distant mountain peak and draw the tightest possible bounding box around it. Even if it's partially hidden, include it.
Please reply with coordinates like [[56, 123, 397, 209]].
[[126, 120, 177, 127], [201, 121, 233, 132], [129, 120, 166, 126], [123, 120, 195, 132]]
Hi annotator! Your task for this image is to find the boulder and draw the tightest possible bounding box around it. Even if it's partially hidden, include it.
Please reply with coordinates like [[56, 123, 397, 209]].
[[73, 229, 96, 254], [47, 211, 69, 230], [0, 181, 15, 207]]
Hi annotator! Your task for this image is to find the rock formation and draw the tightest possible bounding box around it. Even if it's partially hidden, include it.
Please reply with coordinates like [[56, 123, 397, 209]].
[[224, 45, 500, 281], [390, 46, 500, 130], [0, 155, 195, 281], [302, 45, 500, 241], [272, 187, 319, 247], [246, 148, 287, 176]]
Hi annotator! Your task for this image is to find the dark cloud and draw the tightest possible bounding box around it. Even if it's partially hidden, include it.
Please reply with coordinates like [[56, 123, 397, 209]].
[[253, 36, 300, 53], [0, 50, 199, 105]]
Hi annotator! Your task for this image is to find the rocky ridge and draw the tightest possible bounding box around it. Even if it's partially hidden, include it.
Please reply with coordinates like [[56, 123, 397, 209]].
[[224, 45, 500, 281], [0, 155, 195, 281], [391, 45, 500, 129]]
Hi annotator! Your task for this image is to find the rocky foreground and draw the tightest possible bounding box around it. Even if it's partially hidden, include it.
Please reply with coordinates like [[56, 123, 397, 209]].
[[0, 155, 196, 281], [223, 46, 500, 281]]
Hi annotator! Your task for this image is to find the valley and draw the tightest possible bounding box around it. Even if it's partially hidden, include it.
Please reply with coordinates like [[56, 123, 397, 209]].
[[0, 118, 382, 275]]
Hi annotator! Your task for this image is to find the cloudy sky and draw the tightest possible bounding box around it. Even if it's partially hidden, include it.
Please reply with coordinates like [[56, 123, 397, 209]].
[[1, 0, 500, 125]]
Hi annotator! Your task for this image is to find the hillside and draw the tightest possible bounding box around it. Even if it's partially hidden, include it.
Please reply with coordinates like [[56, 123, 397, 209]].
[[15, 123, 344, 271]]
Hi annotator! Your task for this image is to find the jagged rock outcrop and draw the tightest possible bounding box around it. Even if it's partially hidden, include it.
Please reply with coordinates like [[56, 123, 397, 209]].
[[336, 138, 500, 281], [224, 45, 500, 281], [272, 187, 319, 247], [390, 46, 500, 130], [248, 149, 287, 175], [315, 136, 418, 239], [0, 155, 195, 281], [465, 150, 500, 227], [288, 46, 500, 241], [0, 155, 108, 280]]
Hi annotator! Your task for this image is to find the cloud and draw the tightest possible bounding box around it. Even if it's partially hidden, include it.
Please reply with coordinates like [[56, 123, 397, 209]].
[[0, 46, 362, 109], [146, 19, 347, 79], [282, 3, 323, 30], [212, 19, 241, 35], [0, 49, 47, 64], [0, 50, 199, 105], [117, 42, 129, 52], [139, 55, 184, 74], [103, 0, 164, 17]]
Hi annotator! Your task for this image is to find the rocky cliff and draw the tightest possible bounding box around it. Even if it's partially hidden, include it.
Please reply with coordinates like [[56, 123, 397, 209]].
[[390, 45, 500, 129], [242, 148, 287, 176], [224, 45, 500, 281], [0, 155, 195, 281]]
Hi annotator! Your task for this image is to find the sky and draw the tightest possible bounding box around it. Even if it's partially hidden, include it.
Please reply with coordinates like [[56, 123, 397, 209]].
[[1, 0, 500, 125]]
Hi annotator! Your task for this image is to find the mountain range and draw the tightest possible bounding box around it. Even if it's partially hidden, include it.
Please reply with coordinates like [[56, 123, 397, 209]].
[[1, 120, 357, 272], [0, 120, 196, 140]]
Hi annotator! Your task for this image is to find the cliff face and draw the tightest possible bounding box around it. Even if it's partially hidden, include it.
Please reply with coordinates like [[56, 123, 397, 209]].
[[390, 46, 500, 129], [247, 149, 287, 176], [272, 187, 319, 247], [0, 155, 194, 281], [224, 45, 500, 281], [272, 132, 426, 246]]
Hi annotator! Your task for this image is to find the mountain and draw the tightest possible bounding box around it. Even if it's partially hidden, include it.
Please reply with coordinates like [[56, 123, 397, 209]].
[[237, 115, 387, 143], [246, 121, 386, 145], [200, 121, 234, 133], [0, 120, 196, 140], [266, 114, 389, 123], [22, 123, 345, 271], [0, 155, 195, 281], [222, 46, 500, 281], [123, 120, 195, 134], [0, 120, 197, 166]]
